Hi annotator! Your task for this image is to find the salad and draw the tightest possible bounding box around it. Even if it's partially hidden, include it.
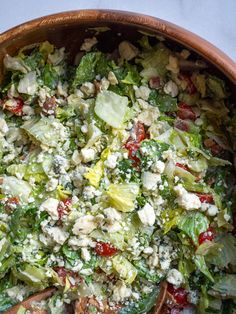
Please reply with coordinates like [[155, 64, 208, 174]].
[[0, 32, 235, 314]]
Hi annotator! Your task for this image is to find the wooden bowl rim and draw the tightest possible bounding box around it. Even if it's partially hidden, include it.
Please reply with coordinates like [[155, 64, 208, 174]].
[[0, 9, 235, 83]]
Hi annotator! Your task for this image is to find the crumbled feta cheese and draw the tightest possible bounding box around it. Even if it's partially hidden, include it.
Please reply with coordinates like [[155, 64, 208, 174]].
[[166, 55, 179, 74], [46, 178, 58, 192], [71, 150, 81, 165], [167, 269, 184, 287], [103, 207, 122, 222], [44, 226, 68, 245], [80, 82, 95, 96], [81, 247, 91, 262], [174, 185, 201, 210], [138, 203, 156, 226], [80, 37, 98, 52], [105, 221, 122, 233], [142, 171, 161, 190], [0, 118, 9, 135], [40, 198, 59, 220], [224, 213, 231, 221], [81, 124, 88, 133], [163, 80, 178, 97], [137, 106, 160, 126], [68, 235, 94, 248], [108, 71, 118, 85], [81, 147, 96, 163], [151, 160, 165, 173], [100, 77, 110, 91], [134, 86, 151, 101], [72, 215, 97, 235], [83, 186, 98, 200], [118, 41, 139, 60], [104, 154, 118, 169], [160, 258, 171, 270], [148, 253, 159, 268], [143, 247, 154, 255], [112, 280, 132, 302], [207, 204, 219, 216]]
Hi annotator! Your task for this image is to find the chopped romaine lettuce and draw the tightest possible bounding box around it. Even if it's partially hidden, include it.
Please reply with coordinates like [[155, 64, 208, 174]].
[[94, 90, 128, 128]]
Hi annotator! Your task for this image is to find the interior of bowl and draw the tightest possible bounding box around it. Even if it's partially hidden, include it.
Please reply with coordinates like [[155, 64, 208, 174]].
[[0, 10, 235, 99]]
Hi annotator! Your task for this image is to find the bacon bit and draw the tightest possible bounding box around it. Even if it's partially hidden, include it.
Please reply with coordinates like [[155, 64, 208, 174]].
[[4, 197, 19, 212], [57, 198, 72, 220], [204, 138, 222, 156], [167, 284, 188, 307], [198, 227, 215, 245], [124, 122, 147, 167], [179, 73, 197, 95], [149, 76, 161, 89], [177, 102, 196, 121], [196, 193, 214, 204], [175, 163, 190, 172], [53, 266, 81, 287], [42, 96, 57, 116], [95, 242, 118, 257], [174, 119, 189, 132], [2, 97, 24, 116]]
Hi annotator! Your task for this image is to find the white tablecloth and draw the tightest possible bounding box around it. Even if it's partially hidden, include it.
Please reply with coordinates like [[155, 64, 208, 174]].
[[0, 0, 235, 60]]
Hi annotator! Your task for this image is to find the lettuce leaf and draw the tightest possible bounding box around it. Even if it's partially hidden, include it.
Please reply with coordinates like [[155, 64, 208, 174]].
[[210, 274, 236, 299], [107, 183, 139, 212], [94, 90, 128, 128], [177, 212, 209, 245], [148, 90, 178, 112], [210, 233, 236, 268], [22, 117, 67, 147], [194, 255, 214, 282]]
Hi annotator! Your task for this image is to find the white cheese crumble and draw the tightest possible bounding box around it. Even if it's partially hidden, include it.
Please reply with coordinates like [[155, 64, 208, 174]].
[[0, 118, 9, 135], [43, 226, 68, 245], [81, 147, 96, 163], [174, 185, 201, 210], [104, 154, 118, 169], [80, 82, 95, 96], [167, 269, 184, 287], [142, 171, 161, 191], [81, 247, 91, 262], [138, 203, 156, 226], [80, 37, 98, 52], [45, 178, 58, 192], [112, 280, 132, 302], [134, 86, 151, 101], [151, 160, 165, 173], [72, 215, 97, 235], [163, 80, 178, 97], [200, 203, 219, 216], [108, 71, 118, 85], [39, 198, 59, 220]]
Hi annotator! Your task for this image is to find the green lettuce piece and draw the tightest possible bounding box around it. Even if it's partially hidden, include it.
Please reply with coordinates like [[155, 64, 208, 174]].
[[90, 230, 125, 250], [16, 305, 27, 314], [208, 156, 232, 167], [56, 105, 76, 122], [0, 256, 15, 280], [72, 52, 101, 88], [112, 255, 137, 284], [42, 64, 59, 90], [22, 117, 67, 147], [194, 255, 214, 282], [3, 54, 30, 73], [13, 264, 51, 288], [0, 238, 11, 262], [7, 162, 47, 183], [133, 259, 161, 283], [187, 157, 208, 172], [148, 90, 178, 112], [210, 233, 236, 268], [177, 212, 209, 245], [121, 64, 140, 85], [139, 139, 170, 168], [17, 71, 38, 95], [139, 43, 170, 78], [1, 176, 32, 203], [119, 286, 158, 314], [94, 90, 128, 128], [210, 274, 236, 299], [207, 75, 227, 99], [195, 241, 222, 257], [107, 183, 139, 212], [176, 129, 202, 148]]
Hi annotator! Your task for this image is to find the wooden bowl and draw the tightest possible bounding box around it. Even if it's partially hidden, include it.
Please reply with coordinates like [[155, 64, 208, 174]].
[[0, 9, 235, 86], [0, 9, 235, 314]]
